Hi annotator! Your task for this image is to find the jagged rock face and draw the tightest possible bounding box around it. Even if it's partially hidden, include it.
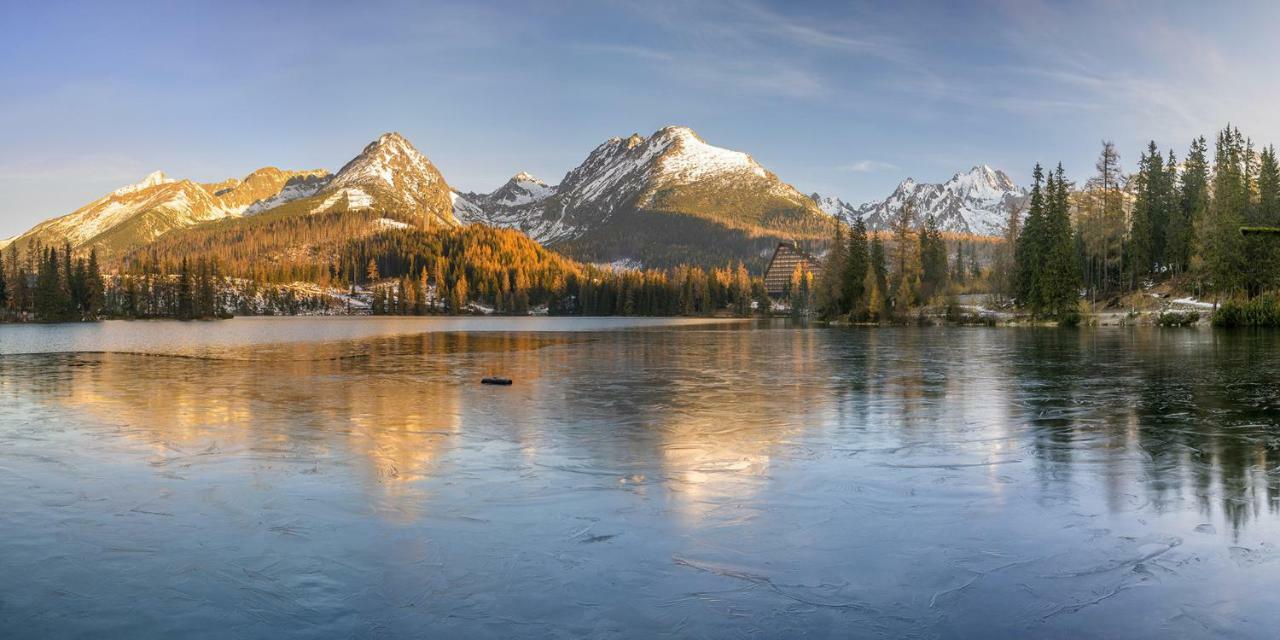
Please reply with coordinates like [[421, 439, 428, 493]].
[[455, 172, 558, 238], [213, 167, 331, 212], [457, 126, 831, 267], [816, 165, 1027, 236], [809, 193, 862, 223], [321, 132, 458, 228]]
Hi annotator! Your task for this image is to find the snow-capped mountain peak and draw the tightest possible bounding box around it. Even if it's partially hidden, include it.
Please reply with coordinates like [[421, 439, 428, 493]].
[[651, 126, 767, 182], [493, 172, 554, 206], [111, 170, 174, 196], [329, 132, 441, 194], [320, 132, 456, 226], [813, 165, 1026, 236], [510, 171, 545, 185], [457, 125, 829, 264], [809, 193, 861, 221]]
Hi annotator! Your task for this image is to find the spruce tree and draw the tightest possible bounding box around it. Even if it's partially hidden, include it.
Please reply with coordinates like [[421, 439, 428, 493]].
[[1246, 145, 1280, 294], [843, 218, 869, 318], [1016, 164, 1046, 308], [0, 251, 8, 319], [815, 220, 847, 318], [1127, 143, 1157, 283], [1176, 136, 1210, 276], [1041, 164, 1080, 317], [85, 249, 104, 319], [1203, 126, 1248, 295], [918, 214, 948, 302]]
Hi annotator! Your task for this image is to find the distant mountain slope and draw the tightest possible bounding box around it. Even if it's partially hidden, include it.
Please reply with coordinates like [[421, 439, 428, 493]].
[[814, 165, 1027, 236], [8, 167, 330, 257], [7, 132, 460, 259], [241, 132, 460, 229], [318, 132, 458, 227], [459, 126, 832, 268]]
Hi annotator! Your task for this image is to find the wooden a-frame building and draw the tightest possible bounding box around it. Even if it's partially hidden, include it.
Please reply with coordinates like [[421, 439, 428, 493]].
[[763, 242, 820, 297]]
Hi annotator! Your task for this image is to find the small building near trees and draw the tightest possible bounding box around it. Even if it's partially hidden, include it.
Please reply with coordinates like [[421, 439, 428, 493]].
[[763, 242, 819, 297]]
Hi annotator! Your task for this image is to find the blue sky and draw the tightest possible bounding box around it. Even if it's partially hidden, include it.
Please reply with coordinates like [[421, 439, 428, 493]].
[[2, 0, 1278, 236]]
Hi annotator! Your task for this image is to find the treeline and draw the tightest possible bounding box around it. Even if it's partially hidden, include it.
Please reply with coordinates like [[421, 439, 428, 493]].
[[812, 123, 1280, 323], [0, 243, 104, 322], [810, 209, 987, 321], [127, 221, 775, 318], [1005, 126, 1280, 314], [359, 228, 769, 317]]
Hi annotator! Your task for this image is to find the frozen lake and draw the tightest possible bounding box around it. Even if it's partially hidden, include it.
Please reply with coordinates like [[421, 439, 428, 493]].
[[2, 318, 1279, 638]]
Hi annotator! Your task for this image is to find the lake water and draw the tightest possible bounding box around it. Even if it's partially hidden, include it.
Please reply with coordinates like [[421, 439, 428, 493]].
[[2, 318, 1279, 638]]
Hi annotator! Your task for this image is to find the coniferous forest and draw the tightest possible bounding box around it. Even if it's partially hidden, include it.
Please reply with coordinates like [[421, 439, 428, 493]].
[[813, 124, 1280, 326]]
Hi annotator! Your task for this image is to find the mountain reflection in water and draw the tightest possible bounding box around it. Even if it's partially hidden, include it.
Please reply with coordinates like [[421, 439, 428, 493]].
[[2, 319, 1280, 638]]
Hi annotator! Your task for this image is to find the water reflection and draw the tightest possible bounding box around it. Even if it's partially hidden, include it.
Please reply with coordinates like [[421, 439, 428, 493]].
[[3, 321, 1280, 637], [7, 326, 1280, 533]]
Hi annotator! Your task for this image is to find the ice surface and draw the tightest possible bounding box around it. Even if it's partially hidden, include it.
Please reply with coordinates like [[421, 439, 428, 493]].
[[1, 322, 1279, 638]]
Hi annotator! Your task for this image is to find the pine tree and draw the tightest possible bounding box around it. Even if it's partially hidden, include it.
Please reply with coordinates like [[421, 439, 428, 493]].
[[815, 220, 846, 319], [918, 214, 948, 303], [176, 257, 193, 320], [993, 200, 1023, 301], [843, 218, 869, 319], [1246, 144, 1280, 295], [451, 272, 469, 313], [1016, 164, 1046, 307], [0, 250, 8, 318], [1203, 126, 1249, 295], [1127, 142, 1159, 283], [1040, 164, 1080, 317], [85, 249, 104, 319], [1175, 137, 1210, 277], [869, 233, 888, 313], [889, 198, 922, 310]]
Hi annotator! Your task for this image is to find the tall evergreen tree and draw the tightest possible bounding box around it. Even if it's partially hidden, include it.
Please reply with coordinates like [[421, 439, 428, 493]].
[[1040, 164, 1080, 317], [1175, 136, 1210, 276], [85, 248, 104, 319], [1202, 126, 1249, 294], [889, 198, 922, 310], [815, 220, 847, 319], [918, 214, 948, 302], [1245, 145, 1280, 295], [843, 218, 870, 318], [1015, 164, 1047, 307], [868, 234, 889, 318]]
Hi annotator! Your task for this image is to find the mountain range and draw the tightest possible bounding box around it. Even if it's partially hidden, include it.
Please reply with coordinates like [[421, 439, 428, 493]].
[[453, 125, 834, 268], [809, 165, 1026, 236], [4, 127, 1025, 270]]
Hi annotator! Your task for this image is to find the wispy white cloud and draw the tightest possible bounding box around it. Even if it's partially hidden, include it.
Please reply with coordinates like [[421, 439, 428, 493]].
[[841, 160, 900, 173], [574, 43, 674, 63]]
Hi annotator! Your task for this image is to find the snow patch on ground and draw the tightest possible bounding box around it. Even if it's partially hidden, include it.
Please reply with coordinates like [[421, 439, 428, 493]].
[[311, 188, 372, 214], [595, 258, 643, 271], [376, 217, 410, 230], [1171, 297, 1216, 309]]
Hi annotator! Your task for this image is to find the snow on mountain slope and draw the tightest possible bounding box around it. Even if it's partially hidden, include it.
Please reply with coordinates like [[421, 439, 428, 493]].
[[8, 167, 333, 256], [8, 132, 463, 258], [220, 168, 331, 214], [310, 188, 374, 214], [12, 173, 231, 253], [460, 126, 829, 256], [321, 132, 458, 226], [818, 165, 1026, 236], [809, 193, 861, 222]]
